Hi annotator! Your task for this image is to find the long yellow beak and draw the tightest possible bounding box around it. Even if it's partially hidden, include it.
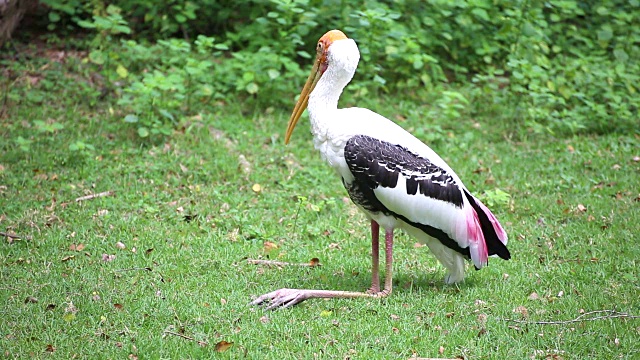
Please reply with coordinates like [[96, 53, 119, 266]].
[[284, 56, 323, 144]]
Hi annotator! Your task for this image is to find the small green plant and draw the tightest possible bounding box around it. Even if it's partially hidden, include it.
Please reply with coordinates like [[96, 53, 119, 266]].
[[33, 120, 65, 133], [117, 37, 219, 138], [77, 4, 132, 82], [480, 188, 512, 208], [68, 140, 95, 155], [40, 0, 90, 31], [429, 90, 470, 122], [14, 136, 32, 152]]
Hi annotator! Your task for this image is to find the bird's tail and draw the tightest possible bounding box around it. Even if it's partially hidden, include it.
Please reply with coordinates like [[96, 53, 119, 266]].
[[463, 190, 511, 269]]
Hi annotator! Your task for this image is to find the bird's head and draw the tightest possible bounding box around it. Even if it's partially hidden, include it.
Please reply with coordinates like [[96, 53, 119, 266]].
[[285, 29, 357, 144]]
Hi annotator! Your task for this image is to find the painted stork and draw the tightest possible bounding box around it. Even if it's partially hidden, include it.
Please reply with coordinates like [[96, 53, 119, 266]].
[[252, 30, 510, 309]]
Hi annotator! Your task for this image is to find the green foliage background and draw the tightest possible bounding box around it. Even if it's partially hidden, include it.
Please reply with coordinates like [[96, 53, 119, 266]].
[[30, 0, 640, 136], [2, 2, 640, 358]]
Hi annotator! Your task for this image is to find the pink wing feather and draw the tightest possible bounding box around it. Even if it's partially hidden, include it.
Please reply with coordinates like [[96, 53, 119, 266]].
[[466, 205, 489, 269], [463, 190, 510, 269]]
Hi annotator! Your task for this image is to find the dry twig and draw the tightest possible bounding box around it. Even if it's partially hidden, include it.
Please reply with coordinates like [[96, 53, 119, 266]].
[[75, 191, 114, 203], [114, 267, 152, 272], [247, 258, 321, 267], [163, 330, 208, 346], [0, 231, 21, 239], [500, 310, 639, 325], [114, 267, 165, 283]]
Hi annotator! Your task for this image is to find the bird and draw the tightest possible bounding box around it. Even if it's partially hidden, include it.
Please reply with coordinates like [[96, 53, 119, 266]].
[[251, 29, 510, 309]]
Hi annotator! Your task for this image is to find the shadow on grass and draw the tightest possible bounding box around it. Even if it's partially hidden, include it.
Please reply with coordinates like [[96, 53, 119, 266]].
[[247, 262, 477, 298]]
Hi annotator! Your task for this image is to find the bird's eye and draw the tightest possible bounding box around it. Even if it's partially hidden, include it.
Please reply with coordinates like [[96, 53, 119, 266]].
[[316, 43, 323, 51]]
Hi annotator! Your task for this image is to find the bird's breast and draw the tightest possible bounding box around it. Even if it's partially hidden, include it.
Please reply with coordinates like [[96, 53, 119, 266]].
[[310, 131, 354, 182]]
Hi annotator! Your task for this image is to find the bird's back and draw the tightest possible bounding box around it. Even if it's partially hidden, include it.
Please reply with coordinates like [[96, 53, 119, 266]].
[[321, 107, 466, 188], [318, 106, 509, 269]]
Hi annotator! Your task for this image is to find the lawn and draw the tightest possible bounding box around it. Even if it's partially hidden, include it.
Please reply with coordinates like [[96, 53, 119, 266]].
[[1, 44, 639, 359]]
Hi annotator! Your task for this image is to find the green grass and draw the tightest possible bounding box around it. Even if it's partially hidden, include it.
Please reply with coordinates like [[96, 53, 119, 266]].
[[1, 47, 639, 360]]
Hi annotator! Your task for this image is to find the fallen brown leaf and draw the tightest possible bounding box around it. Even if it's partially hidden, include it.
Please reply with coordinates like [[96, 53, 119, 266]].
[[238, 154, 251, 174], [309, 257, 320, 267], [114, 303, 123, 310], [477, 313, 488, 325], [61, 255, 74, 262], [102, 254, 116, 262], [513, 306, 529, 318], [214, 340, 234, 352], [263, 241, 278, 252], [65, 301, 78, 314], [69, 243, 85, 251], [45, 344, 56, 353]]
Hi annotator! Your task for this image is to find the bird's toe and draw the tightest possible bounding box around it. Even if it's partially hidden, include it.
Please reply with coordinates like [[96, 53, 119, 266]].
[[251, 288, 308, 310]]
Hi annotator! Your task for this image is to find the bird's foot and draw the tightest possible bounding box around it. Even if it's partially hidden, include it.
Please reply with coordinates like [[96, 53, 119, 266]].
[[251, 288, 374, 310], [444, 273, 464, 285], [368, 289, 391, 298], [366, 286, 380, 295], [251, 288, 311, 310]]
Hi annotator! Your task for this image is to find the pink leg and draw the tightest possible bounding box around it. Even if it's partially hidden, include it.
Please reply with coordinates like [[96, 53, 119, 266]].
[[250, 224, 394, 310], [369, 220, 380, 294], [381, 228, 394, 296], [250, 288, 374, 310]]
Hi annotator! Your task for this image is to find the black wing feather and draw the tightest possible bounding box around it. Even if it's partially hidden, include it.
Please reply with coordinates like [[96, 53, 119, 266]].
[[463, 189, 511, 260], [343, 135, 463, 207]]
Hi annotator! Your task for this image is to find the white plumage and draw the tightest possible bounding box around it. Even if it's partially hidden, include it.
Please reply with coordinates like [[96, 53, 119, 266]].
[[252, 30, 510, 309]]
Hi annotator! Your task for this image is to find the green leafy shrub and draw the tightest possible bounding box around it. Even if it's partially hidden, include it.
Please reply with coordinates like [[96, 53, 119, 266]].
[[38, 0, 639, 137], [499, 0, 639, 134], [115, 35, 306, 137]]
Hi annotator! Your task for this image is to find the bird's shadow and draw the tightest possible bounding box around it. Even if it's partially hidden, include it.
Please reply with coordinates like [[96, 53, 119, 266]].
[[251, 262, 477, 296]]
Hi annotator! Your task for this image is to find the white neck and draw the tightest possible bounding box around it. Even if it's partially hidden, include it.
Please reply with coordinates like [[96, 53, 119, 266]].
[[307, 39, 360, 138]]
